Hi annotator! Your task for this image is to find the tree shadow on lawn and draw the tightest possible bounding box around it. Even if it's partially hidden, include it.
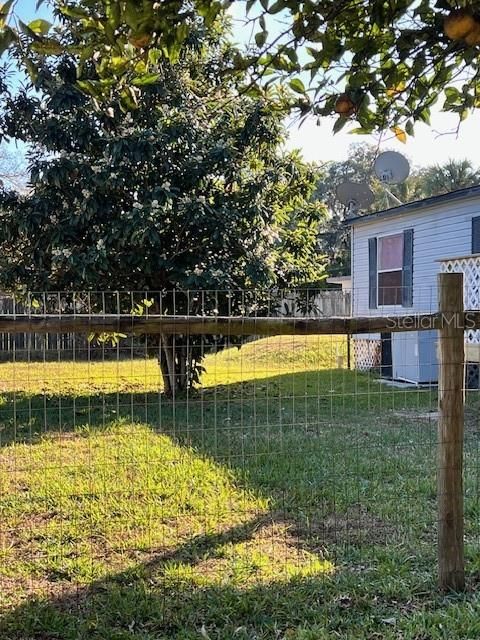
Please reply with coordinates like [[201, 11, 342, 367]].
[[0, 368, 437, 450], [0, 370, 442, 638], [0, 368, 438, 538]]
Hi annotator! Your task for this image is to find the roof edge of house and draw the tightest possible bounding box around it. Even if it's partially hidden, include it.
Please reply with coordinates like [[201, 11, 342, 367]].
[[345, 184, 480, 226]]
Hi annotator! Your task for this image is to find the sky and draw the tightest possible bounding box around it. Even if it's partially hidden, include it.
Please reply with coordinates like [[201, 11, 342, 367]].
[[284, 110, 480, 170], [14, 0, 52, 27], [9, 0, 480, 170]]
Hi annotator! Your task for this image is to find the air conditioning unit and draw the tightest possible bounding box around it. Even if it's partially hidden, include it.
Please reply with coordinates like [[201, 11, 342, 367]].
[[391, 330, 438, 384]]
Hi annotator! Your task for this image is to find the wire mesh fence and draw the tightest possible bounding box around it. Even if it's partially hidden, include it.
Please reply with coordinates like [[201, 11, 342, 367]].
[[0, 280, 478, 638], [0, 288, 351, 362]]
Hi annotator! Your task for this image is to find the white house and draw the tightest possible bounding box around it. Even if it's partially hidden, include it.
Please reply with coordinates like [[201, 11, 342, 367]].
[[347, 185, 480, 384]]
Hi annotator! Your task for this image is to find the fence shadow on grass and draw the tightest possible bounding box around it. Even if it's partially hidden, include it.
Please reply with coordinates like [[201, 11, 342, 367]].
[[0, 368, 437, 448]]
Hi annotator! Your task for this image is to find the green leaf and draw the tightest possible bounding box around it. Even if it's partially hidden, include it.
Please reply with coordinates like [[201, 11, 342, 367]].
[[0, 0, 13, 30], [255, 30, 268, 48], [289, 78, 306, 94], [108, 56, 128, 74], [28, 19, 52, 36], [348, 127, 371, 134], [18, 20, 40, 40], [285, 47, 298, 66], [444, 86, 461, 104], [105, 0, 121, 28], [132, 73, 161, 86], [23, 57, 39, 82], [59, 5, 90, 20], [119, 86, 139, 111], [332, 116, 349, 134], [418, 108, 430, 125], [30, 38, 63, 56], [268, 0, 286, 13], [77, 79, 102, 96], [0, 0, 14, 19], [197, 0, 222, 26], [405, 120, 415, 136], [0, 26, 16, 55]]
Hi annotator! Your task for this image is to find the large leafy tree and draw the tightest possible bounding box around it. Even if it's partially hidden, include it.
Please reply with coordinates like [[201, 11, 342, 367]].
[[0, 15, 325, 395], [2, 1, 480, 135]]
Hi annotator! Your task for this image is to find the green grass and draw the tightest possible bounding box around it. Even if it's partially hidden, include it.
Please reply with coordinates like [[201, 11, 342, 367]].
[[1, 335, 480, 639]]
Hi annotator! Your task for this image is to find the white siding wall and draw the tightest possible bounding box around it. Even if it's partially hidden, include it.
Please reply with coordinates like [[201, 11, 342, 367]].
[[351, 196, 480, 318]]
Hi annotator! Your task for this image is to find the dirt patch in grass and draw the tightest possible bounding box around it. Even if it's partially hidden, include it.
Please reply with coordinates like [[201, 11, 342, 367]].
[[395, 405, 480, 434], [0, 572, 75, 609]]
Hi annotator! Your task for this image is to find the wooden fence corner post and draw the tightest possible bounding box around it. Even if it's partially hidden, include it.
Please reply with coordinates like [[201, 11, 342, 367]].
[[437, 271, 465, 591]]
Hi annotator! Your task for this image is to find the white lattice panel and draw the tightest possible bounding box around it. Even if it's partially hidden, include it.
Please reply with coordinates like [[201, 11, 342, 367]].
[[353, 339, 381, 371], [440, 255, 480, 344]]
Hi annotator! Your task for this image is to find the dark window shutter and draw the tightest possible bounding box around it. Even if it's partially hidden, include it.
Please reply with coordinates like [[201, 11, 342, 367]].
[[472, 217, 480, 254], [368, 237, 377, 309], [402, 228, 414, 307]]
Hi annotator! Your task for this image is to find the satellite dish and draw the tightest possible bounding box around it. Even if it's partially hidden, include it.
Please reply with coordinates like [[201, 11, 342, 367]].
[[336, 181, 375, 215], [374, 151, 410, 184]]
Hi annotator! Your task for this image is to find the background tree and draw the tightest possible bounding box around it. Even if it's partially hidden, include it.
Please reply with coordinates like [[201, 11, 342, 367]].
[[420, 158, 480, 195], [0, 17, 326, 395]]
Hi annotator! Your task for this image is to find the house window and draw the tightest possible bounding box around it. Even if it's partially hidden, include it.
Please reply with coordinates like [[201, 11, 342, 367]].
[[368, 229, 413, 309], [377, 233, 403, 305]]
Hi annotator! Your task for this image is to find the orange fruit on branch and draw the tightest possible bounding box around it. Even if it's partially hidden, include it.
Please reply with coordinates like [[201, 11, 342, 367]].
[[128, 32, 153, 49], [444, 8, 477, 41], [334, 93, 356, 117], [465, 21, 480, 45]]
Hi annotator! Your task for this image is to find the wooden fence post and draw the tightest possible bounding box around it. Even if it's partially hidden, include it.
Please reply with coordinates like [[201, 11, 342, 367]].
[[437, 272, 465, 591]]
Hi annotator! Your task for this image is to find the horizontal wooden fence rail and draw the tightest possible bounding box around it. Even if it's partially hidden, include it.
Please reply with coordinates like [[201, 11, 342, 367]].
[[0, 310, 476, 336]]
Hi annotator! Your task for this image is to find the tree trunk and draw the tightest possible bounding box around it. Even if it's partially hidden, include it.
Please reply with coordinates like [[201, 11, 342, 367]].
[[159, 335, 193, 397], [160, 333, 176, 397], [178, 344, 187, 391], [158, 340, 172, 396]]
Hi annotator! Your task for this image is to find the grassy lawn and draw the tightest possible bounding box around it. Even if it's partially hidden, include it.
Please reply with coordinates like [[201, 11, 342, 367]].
[[0, 335, 480, 639]]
